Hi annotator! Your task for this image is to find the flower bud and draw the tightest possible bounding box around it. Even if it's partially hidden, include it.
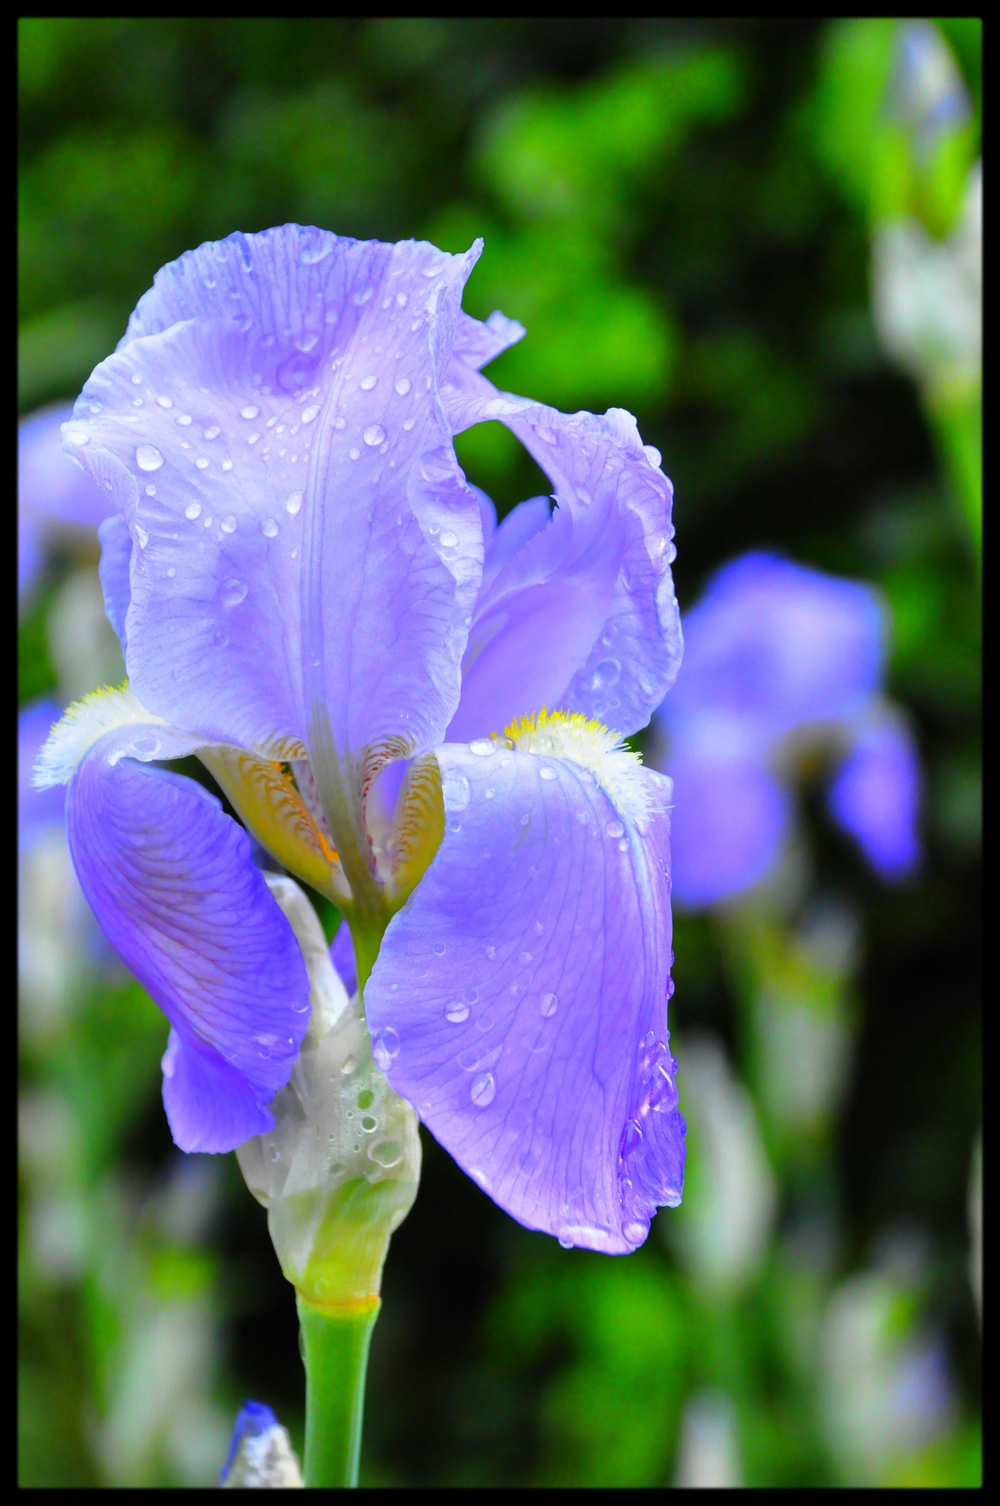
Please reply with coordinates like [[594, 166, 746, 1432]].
[[237, 876, 421, 1307]]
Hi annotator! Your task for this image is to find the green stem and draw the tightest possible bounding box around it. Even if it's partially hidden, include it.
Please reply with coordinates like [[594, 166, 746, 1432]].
[[298, 1295, 381, 1488]]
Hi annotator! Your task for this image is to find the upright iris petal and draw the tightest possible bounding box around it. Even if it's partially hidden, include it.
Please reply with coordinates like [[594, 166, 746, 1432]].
[[64, 230, 484, 772], [19, 402, 116, 603]]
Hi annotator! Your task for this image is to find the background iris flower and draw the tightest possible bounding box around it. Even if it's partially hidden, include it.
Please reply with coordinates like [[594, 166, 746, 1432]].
[[651, 551, 920, 907], [36, 224, 685, 1256]]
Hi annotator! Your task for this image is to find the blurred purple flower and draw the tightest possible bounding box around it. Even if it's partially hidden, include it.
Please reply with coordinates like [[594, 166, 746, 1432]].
[[651, 552, 920, 906], [34, 226, 684, 1252], [19, 402, 116, 603]]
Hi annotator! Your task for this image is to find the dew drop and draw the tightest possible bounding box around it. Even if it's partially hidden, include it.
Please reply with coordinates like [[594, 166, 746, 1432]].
[[361, 1115, 378, 1133], [469, 738, 495, 757], [241, 405, 260, 420], [440, 530, 458, 548], [352, 285, 374, 306], [558, 1236, 574, 1250], [262, 517, 279, 538], [219, 577, 249, 607], [369, 1139, 404, 1169], [485, 788, 495, 799], [176, 414, 193, 427], [156, 395, 173, 409], [446, 1002, 470, 1023], [520, 951, 533, 965], [470, 1072, 496, 1108], [591, 658, 621, 689], [301, 405, 320, 424], [185, 502, 202, 520], [395, 377, 411, 395], [166, 567, 175, 578], [433, 942, 446, 957], [359, 375, 377, 391], [135, 525, 149, 549], [372, 1027, 400, 1070], [618, 837, 630, 852], [620, 1118, 643, 1160], [486, 945, 497, 960], [222, 459, 234, 471], [364, 424, 385, 447], [339, 1055, 357, 1077], [195, 456, 209, 469], [396, 292, 408, 307], [643, 444, 662, 468], [349, 447, 361, 460], [136, 445, 164, 471], [130, 373, 142, 385], [402, 418, 415, 431], [606, 820, 625, 840], [334, 416, 347, 430], [442, 771, 471, 811], [539, 766, 557, 781], [623, 1220, 647, 1246], [221, 516, 237, 533], [213, 628, 229, 648], [540, 993, 558, 1018], [285, 490, 303, 516], [520, 813, 530, 826], [145, 485, 156, 497]]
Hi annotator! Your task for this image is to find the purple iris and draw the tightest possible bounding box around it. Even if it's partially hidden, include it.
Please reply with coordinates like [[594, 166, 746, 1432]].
[[34, 225, 685, 1254], [19, 403, 117, 603], [651, 552, 921, 907]]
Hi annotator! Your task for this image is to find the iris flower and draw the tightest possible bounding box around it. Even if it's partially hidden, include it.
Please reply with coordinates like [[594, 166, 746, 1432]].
[[651, 551, 920, 907], [35, 225, 685, 1254]]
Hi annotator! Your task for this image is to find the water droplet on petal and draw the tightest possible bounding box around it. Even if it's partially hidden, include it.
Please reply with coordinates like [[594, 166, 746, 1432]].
[[558, 1236, 574, 1250], [130, 373, 142, 385], [222, 459, 234, 471], [369, 1139, 403, 1169], [135, 525, 149, 549], [177, 413, 192, 426], [221, 516, 237, 533], [618, 837, 630, 852], [539, 766, 557, 781], [204, 425, 221, 440], [156, 395, 173, 409], [372, 1027, 400, 1070], [284, 490, 303, 516], [219, 578, 248, 607], [301, 405, 320, 424], [469, 739, 495, 757], [145, 485, 156, 497], [364, 424, 385, 447], [620, 1118, 643, 1160], [241, 405, 260, 420], [262, 518, 279, 538], [606, 820, 625, 839], [213, 629, 229, 648], [395, 377, 411, 395], [195, 456, 209, 469], [136, 445, 164, 471], [349, 447, 361, 460], [184, 502, 202, 521], [442, 771, 471, 811], [402, 418, 415, 431], [340, 1054, 357, 1075], [623, 1220, 647, 1246], [359, 375, 377, 391], [540, 993, 558, 1017], [433, 941, 446, 956], [591, 658, 621, 689], [334, 416, 347, 430], [440, 530, 457, 548], [643, 444, 662, 468], [352, 285, 374, 306], [470, 1072, 496, 1108], [446, 1002, 470, 1023]]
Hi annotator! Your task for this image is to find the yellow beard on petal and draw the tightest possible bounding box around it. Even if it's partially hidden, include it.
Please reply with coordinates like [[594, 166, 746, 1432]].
[[503, 707, 660, 828]]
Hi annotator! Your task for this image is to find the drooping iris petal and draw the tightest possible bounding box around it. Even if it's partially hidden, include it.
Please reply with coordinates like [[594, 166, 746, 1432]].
[[19, 403, 115, 601], [827, 719, 921, 878], [667, 552, 885, 740], [67, 227, 486, 762], [668, 750, 791, 907], [66, 724, 310, 1152], [366, 743, 684, 1254], [97, 513, 132, 653], [445, 375, 681, 738]]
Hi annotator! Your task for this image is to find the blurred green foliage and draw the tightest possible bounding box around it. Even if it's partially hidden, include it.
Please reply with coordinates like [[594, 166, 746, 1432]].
[[19, 18, 979, 1488]]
